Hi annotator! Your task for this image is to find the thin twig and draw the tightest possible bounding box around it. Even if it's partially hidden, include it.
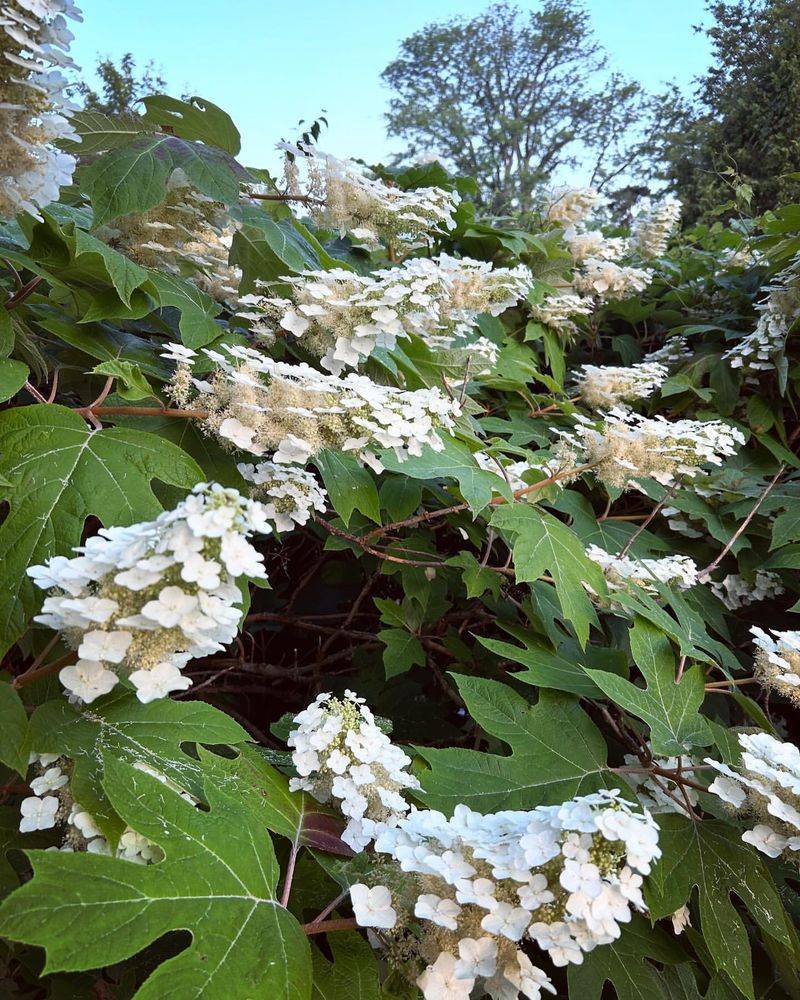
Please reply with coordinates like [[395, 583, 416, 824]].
[[696, 465, 785, 580]]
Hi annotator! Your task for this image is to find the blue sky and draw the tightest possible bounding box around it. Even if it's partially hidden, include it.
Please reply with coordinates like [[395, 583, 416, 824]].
[[70, 1, 712, 173]]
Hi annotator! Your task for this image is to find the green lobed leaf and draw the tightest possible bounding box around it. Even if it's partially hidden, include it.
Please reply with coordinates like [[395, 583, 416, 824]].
[[378, 628, 427, 678], [314, 450, 380, 526], [140, 94, 242, 155], [567, 915, 686, 1000], [0, 404, 203, 655], [644, 814, 795, 999], [82, 133, 251, 227], [587, 617, 713, 756], [381, 435, 513, 514], [0, 682, 28, 776], [0, 756, 312, 1000], [490, 504, 604, 646], [25, 689, 249, 842], [417, 675, 612, 811], [311, 934, 383, 1000]]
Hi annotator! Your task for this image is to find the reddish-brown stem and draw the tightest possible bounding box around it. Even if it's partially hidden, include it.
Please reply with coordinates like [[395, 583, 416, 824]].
[[301, 917, 358, 936], [279, 839, 300, 908], [14, 652, 73, 689], [4, 275, 43, 310], [89, 405, 208, 419]]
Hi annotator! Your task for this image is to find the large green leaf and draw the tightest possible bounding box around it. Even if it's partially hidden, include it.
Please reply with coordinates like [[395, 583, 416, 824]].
[[645, 815, 796, 999], [0, 404, 203, 654], [312, 935, 383, 1000], [567, 915, 685, 1000], [587, 617, 712, 756], [140, 95, 242, 155], [0, 756, 311, 1000], [0, 682, 28, 776], [25, 689, 248, 842], [314, 449, 380, 526], [478, 633, 603, 698], [82, 133, 250, 227], [196, 745, 351, 855], [230, 214, 326, 294], [416, 675, 610, 811], [490, 504, 604, 646], [381, 435, 513, 514]]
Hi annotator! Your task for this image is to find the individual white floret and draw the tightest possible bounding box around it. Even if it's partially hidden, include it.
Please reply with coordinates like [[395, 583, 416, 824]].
[[349, 883, 397, 929]]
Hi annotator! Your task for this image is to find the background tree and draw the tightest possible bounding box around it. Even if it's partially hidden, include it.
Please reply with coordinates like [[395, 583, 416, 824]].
[[666, 0, 800, 221], [72, 53, 167, 115], [381, 1, 668, 214]]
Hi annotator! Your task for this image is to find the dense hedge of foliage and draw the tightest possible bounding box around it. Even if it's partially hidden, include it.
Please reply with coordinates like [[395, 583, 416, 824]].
[[2, 7, 800, 999]]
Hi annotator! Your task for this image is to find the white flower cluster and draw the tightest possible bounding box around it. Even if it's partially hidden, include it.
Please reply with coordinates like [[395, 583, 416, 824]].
[[247, 254, 530, 375], [621, 753, 699, 816], [545, 187, 600, 226], [584, 544, 698, 598], [20, 752, 163, 864], [643, 336, 692, 366], [169, 343, 462, 472], [564, 228, 628, 264], [573, 258, 652, 300], [707, 732, 800, 863], [28, 483, 269, 704], [287, 691, 420, 852], [724, 265, 800, 373], [0, 0, 82, 219], [555, 407, 745, 489], [576, 361, 668, 409], [279, 141, 459, 249], [528, 292, 594, 338], [349, 789, 660, 1000], [237, 460, 327, 531], [710, 571, 784, 610], [750, 627, 800, 704], [99, 169, 241, 304], [631, 199, 681, 258]]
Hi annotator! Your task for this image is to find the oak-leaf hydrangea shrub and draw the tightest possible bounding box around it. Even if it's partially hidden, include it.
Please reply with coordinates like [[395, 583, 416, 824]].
[[0, 5, 799, 999]]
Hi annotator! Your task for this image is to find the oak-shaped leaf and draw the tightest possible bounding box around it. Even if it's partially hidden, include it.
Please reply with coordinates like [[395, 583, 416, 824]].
[[195, 745, 353, 856], [490, 503, 605, 646], [82, 133, 251, 227], [567, 914, 685, 1000], [381, 435, 513, 514], [587, 617, 712, 756], [0, 404, 202, 654], [644, 814, 796, 999], [25, 689, 249, 843], [416, 674, 611, 812], [0, 756, 311, 1000], [311, 933, 383, 1000]]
